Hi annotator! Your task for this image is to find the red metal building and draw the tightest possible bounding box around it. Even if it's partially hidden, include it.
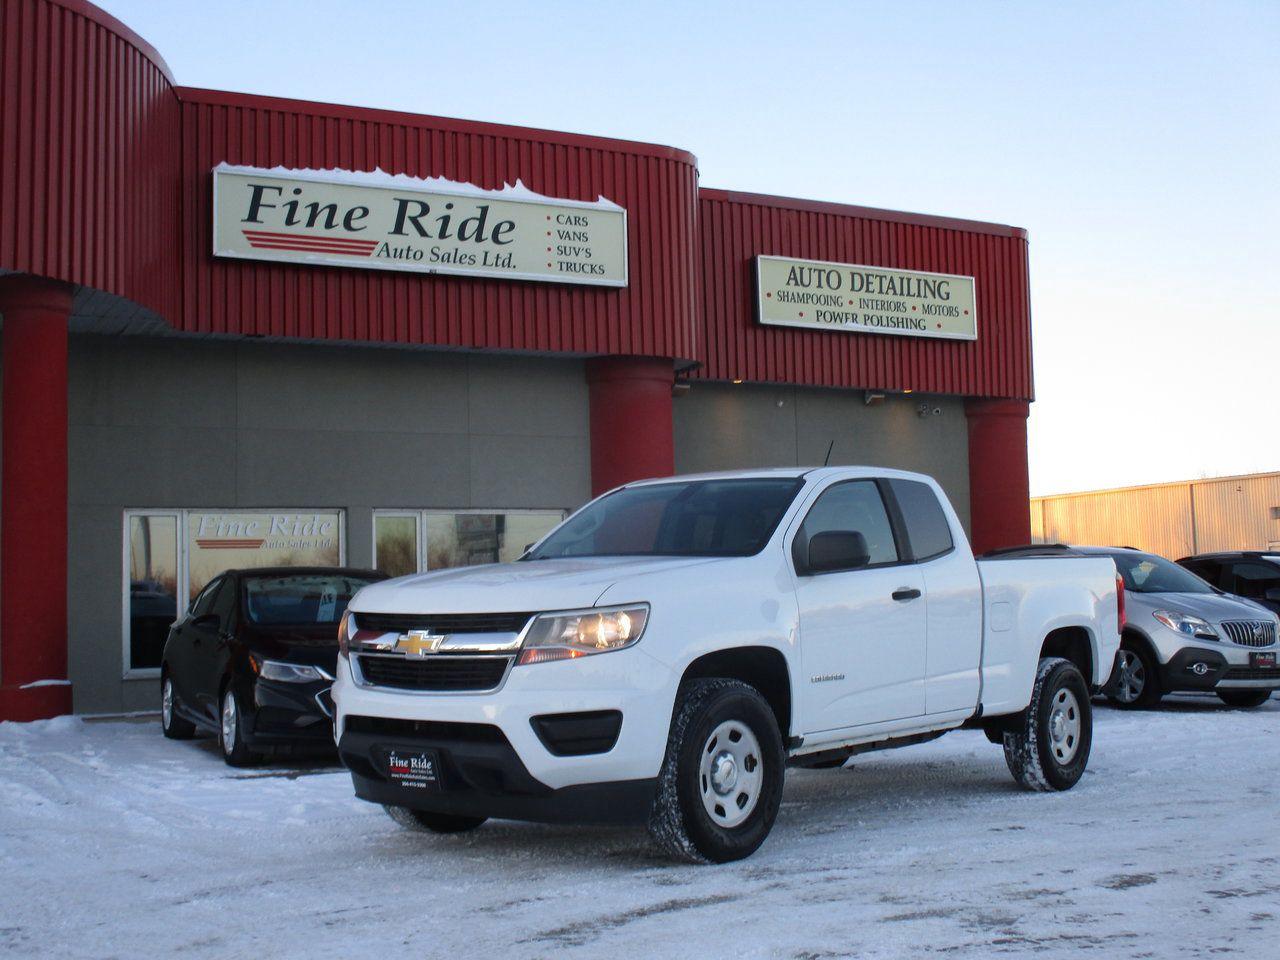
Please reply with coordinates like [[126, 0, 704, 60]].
[[0, 0, 1033, 719]]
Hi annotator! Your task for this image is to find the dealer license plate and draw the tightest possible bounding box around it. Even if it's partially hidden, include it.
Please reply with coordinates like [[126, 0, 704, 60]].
[[1250, 652, 1277, 669], [380, 747, 440, 790]]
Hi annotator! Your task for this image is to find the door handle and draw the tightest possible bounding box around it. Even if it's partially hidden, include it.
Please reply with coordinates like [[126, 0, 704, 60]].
[[892, 588, 922, 602]]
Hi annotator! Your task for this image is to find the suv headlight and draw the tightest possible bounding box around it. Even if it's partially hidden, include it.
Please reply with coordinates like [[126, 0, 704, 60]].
[[258, 659, 334, 683], [1152, 610, 1219, 641], [517, 604, 650, 665]]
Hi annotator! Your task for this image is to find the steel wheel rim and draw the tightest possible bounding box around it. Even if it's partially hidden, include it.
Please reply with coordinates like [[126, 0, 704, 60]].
[[1048, 688, 1082, 764], [221, 692, 237, 752], [161, 679, 173, 728], [698, 719, 763, 828], [1115, 650, 1145, 703]]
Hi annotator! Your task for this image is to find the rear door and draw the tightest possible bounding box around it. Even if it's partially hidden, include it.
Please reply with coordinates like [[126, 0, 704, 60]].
[[885, 478, 983, 714], [793, 478, 927, 734]]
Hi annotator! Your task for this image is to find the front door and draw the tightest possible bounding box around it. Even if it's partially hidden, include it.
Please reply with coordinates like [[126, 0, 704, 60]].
[[793, 479, 927, 734]]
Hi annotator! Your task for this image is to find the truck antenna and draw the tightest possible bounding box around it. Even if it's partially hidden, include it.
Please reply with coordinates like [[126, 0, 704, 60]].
[[823, 440, 835, 466]]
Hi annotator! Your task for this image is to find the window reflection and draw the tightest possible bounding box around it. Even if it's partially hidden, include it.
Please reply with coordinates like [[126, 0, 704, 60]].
[[127, 515, 178, 671], [374, 515, 419, 578], [423, 511, 564, 569]]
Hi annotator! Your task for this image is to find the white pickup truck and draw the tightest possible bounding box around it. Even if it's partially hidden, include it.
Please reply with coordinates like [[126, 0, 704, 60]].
[[334, 467, 1122, 862]]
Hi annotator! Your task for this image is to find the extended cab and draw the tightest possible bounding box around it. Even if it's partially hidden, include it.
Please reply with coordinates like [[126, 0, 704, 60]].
[[333, 468, 1122, 862]]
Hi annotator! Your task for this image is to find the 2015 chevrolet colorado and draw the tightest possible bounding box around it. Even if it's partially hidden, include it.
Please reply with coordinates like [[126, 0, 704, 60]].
[[333, 467, 1122, 862]]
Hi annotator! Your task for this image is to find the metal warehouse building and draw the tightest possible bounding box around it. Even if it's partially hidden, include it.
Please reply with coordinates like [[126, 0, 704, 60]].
[[1032, 471, 1280, 560], [0, 0, 1036, 719]]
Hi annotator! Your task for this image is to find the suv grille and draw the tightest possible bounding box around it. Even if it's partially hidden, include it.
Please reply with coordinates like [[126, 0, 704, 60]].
[[354, 612, 533, 634], [1220, 620, 1276, 647], [355, 654, 511, 691], [1222, 666, 1280, 681]]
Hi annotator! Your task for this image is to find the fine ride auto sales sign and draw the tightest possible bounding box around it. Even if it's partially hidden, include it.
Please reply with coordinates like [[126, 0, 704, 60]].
[[756, 255, 977, 341], [212, 164, 628, 287]]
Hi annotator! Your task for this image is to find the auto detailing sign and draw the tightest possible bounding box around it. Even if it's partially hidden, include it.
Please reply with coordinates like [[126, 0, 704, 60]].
[[212, 164, 628, 287], [756, 255, 977, 341]]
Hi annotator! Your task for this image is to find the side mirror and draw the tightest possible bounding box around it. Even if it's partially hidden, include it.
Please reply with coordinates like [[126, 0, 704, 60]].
[[805, 530, 871, 574], [191, 613, 220, 630], [1265, 587, 1280, 603]]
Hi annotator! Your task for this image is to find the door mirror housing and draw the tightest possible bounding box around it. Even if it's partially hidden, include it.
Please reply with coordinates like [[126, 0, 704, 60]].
[[804, 530, 871, 574], [1264, 587, 1280, 603], [191, 613, 221, 630]]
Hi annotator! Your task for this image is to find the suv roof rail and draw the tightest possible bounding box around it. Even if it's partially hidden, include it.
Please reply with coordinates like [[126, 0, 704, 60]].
[[978, 543, 1086, 560]]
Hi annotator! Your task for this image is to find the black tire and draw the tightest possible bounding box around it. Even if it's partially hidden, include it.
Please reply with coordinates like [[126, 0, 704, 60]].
[[1216, 689, 1273, 708], [160, 673, 196, 740], [1003, 657, 1092, 792], [383, 805, 488, 834], [1105, 639, 1163, 709], [219, 687, 258, 767], [647, 678, 785, 864]]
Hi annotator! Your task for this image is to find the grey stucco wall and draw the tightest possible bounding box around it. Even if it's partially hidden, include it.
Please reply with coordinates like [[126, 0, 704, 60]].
[[673, 382, 971, 531], [67, 335, 591, 714]]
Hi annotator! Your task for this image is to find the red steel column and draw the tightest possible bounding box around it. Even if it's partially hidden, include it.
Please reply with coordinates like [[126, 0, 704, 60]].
[[0, 275, 73, 721], [965, 398, 1032, 555], [586, 357, 675, 496]]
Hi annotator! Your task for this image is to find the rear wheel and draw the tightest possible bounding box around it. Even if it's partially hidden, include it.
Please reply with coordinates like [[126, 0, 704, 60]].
[[648, 678, 785, 864], [383, 806, 487, 834], [1105, 642, 1163, 708], [1216, 689, 1273, 708], [160, 674, 196, 740], [1004, 657, 1092, 792]]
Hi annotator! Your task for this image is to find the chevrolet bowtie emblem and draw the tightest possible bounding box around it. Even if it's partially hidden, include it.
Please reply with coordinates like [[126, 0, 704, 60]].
[[396, 631, 448, 657]]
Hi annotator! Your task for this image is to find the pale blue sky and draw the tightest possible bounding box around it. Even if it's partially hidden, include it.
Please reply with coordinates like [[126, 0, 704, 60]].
[[98, 0, 1280, 496]]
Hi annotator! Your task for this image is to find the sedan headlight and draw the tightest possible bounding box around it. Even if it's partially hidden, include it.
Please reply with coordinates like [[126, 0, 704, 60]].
[[258, 659, 333, 683], [517, 604, 650, 665], [1152, 610, 1219, 640]]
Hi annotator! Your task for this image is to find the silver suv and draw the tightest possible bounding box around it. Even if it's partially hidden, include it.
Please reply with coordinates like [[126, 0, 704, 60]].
[[1079, 547, 1280, 709]]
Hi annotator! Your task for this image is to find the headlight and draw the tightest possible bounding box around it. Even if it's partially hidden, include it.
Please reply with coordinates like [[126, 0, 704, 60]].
[[1152, 610, 1219, 640], [258, 659, 333, 683], [517, 604, 649, 665]]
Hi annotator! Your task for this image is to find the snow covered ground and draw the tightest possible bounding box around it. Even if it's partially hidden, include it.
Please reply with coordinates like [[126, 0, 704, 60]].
[[2, 696, 1277, 960]]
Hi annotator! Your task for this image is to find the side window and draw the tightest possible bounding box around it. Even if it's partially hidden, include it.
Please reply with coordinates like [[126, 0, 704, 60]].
[[797, 480, 899, 567], [210, 577, 237, 627], [1227, 562, 1280, 599], [1181, 559, 1218, 586], [190, 577, 222, 617], [888, 479, 954, 561]]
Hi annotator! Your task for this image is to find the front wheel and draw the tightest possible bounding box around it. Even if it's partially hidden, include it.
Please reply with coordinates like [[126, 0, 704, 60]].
[[1003, 657, 1092, 792], [219, 687, 258, 767], [647, 679, 785, 864], [1216, 689, 1273, 708], [1105, 643, 1163, 709], [383, 806, 487, 834]]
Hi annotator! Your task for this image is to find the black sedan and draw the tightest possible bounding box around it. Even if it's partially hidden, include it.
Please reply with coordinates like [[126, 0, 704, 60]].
[[160, 567, 385, 765]]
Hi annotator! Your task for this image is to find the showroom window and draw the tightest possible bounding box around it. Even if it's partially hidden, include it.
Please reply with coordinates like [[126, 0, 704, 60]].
[[373, 509, 566, 576], [122, 509, 345, 677]]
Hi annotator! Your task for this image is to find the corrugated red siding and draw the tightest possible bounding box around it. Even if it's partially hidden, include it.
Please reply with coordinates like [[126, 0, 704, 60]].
[[0, 0, 181, 320], [694, 190, 1034, 400], [175, 89, 700, 361]]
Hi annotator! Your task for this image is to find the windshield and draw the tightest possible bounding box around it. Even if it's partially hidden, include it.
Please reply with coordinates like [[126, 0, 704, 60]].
[[243, 573, 380, 625], [527, 478, 803, 559], [1107, 553, 1214, 595]]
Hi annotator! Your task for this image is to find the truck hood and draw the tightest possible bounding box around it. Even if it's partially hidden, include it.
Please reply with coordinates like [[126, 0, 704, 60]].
[[349, 556, 728, 614], [1128, 590, 1275, 624]]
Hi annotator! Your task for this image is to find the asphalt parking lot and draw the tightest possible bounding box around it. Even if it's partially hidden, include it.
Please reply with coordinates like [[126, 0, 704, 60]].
[[2, 695, 1277, 960]]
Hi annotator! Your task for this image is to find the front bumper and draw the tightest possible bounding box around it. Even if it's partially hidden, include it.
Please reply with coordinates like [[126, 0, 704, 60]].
[[1157, 646, 1280, 692], [332, 645, 675, 813], [243, 676, 336, 749]]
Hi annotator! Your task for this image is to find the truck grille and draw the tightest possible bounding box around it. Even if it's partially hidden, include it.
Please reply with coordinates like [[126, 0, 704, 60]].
[[355, 654, 511, 691], [354, 612, 533, 635], [1220, 620, 1276, 647]]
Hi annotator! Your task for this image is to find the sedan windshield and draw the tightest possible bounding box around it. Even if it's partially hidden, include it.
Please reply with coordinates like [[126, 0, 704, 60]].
[[243, 574, 380, 625], [1107, 553, 1214, 595], [527, 478, 803, 559]]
